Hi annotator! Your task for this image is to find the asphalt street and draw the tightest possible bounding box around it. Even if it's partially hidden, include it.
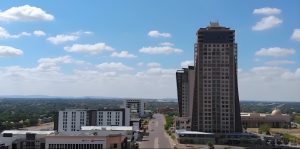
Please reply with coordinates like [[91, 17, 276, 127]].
[[139, 114, 173, 149]]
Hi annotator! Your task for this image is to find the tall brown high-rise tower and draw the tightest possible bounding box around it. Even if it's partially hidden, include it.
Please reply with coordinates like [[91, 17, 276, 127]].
[[191, 22, 242, 133]]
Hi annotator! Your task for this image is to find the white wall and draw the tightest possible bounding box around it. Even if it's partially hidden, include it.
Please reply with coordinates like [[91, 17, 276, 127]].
[[45, 137, 106, 149], [96, 111, 123, 126], [58, 110, 87, 132]]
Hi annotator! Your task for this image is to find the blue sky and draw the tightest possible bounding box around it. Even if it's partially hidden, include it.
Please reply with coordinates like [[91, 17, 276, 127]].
[[0, 0, 299, 101]]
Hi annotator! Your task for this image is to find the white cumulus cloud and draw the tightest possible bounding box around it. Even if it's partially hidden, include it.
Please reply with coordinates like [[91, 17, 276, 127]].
[[265, 60, 295, 66], [148, 30, 171, 38], [147, 62, 161, 68], [97, 62, 133, 72], [0, 5, 54, 21], [281, 68, 300, 80], [160, 42, 174, 46], [252, 16, 282, 31], [291, 29, 300, 41], [47, 34, 79, 45], [64, 43, 114, 54], [111, 51, 136, 58], [33, 30, 46, 36], [253, 7, 281, 15], [0, 26, 13, 38], [145, 67, 176, 76], [137, 62, 144, 66], [139, 46, 182, 54], [37, 55, 84, 71], [255, 47, 295, 57], [0, 46, 23, 56], [239, 66, 300, 100], [47, 31, 92, 44], [20, 32, 31, 36], [181, 60, 194, 68], [0, 26, 31, 39]]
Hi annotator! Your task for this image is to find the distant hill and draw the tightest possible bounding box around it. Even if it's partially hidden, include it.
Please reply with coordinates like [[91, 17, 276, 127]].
[[0, 95, 118, 99]]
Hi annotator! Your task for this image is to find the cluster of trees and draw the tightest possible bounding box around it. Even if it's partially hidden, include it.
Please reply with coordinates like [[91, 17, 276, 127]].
[[258, 123, 271, 135], [291, 114, 300, 124], [164, 114, 174, 131], [147, 101, 178, 113], [164, 113, 177, 141], [283, 133, 300, 145], [0, 98, 124, 131], [0, 99, 55, 131], [240, 101, 300, 114]]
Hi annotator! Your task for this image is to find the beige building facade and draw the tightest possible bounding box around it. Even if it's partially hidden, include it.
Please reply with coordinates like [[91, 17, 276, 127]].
[[241, 109, 290, 128]]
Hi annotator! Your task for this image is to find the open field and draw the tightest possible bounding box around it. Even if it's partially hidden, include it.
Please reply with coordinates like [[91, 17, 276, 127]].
[[247, 128, 300, 137], [22, 122, 54, 131]]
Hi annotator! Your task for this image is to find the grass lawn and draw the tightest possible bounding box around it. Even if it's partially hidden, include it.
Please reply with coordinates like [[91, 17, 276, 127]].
[[247, 128, 300, 137]]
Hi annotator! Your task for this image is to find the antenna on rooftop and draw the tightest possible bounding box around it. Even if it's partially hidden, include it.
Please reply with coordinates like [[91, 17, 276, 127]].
[[209, 21, 220, 27]]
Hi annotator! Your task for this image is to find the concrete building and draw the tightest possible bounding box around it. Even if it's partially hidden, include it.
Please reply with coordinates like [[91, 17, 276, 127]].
[[175, 131, 259, 147], [176, 66, 195, 118], [55, 108, 130, 132], [0, 130, 54, 149], [175, 130, 215, 144], [174, 117, 191, 131], [241, 109, 291, 128], [191, 22, 242, 133], [124, 99, 145, 117], [0, 126, 134, 149], [46, 126, 134, 149]]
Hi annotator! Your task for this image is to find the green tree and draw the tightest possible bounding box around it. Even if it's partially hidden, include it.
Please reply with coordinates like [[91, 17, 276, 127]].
[[164, 115, 174, 131], [207, 141, 214, 149], [259, 123, 271, 135]]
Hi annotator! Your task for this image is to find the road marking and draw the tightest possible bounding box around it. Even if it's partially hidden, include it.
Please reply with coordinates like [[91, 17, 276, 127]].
[[154, 137, 158, 149]]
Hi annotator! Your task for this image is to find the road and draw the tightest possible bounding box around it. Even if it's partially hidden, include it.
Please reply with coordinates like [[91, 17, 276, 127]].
[[139, 114, 173, 149]]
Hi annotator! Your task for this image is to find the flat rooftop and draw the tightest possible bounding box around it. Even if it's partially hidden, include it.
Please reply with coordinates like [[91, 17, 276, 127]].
[[1, 130, 55, 135], [81, 126, 133, 131], [176, 130, 214, 135]]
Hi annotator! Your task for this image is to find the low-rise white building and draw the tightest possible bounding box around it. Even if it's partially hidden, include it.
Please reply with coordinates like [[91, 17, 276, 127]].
[[46, 126, 134, 149], [0, 126, 134, 149], [0, 130, 55, 149]]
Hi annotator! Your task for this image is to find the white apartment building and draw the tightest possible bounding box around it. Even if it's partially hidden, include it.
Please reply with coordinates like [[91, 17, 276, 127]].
[[56, 108, 130, 132], [58, 109, 87, 132]]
